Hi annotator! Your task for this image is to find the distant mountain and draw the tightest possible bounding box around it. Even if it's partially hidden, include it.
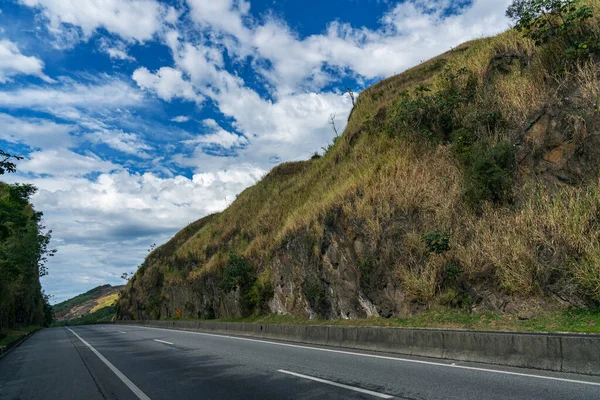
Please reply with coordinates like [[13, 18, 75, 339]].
[[53, 284, 124, 322]]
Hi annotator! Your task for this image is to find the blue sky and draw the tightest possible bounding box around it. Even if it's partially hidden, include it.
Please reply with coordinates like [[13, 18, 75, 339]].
[[0, 0, 512, 303]]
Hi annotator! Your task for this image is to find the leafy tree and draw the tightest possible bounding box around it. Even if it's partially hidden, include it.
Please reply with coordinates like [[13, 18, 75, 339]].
[[0, 149, 55, 334], [0, 150, 22, 175], [506, 0, 597, 61]]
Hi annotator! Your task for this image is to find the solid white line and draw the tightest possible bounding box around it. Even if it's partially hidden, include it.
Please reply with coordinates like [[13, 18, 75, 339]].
[[278, 369, 393, 399], [66, 328, 151, 400], [120, 324, 600, 387], [153, 339, 174, 345]]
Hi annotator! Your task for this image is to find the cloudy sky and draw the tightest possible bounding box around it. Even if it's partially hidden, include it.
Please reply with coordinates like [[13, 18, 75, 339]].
[[0, 0, 512, 303]]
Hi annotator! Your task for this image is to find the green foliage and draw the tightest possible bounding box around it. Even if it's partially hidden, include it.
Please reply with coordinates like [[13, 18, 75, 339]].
[[389, 69, 478, 143], [0, 174, 55, 334], [302, 277, 330, 317], [220, 253, 255, 293], [507, 0, 598, 66], [445, 264, 463, 280], [388, 67, 516, 205], [247, 279, 274, 313], [422, 232, 451, 254], [463, 141, 516, 204], [42, 293, 54, 327], [220, 254, 273, 315]]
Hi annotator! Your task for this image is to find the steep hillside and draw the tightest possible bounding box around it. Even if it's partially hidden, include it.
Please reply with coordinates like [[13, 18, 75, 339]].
[[54, 284, 123, 322], [117, 1, 600, 322]]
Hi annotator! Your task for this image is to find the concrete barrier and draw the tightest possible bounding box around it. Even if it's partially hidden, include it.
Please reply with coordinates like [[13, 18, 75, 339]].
[[114, 320, 600, 376]]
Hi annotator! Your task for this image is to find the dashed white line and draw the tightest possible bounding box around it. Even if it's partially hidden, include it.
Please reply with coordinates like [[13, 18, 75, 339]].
[[153, 339, 174, 345], [121, 325, 600, 387], [66, 327, 151, 400], [117, 330, 127, 334], [278, 369, 393, 399]]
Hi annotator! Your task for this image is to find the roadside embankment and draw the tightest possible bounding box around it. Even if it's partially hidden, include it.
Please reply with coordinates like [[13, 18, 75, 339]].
[[115, 320, 599, 376], [0, 327, 40, 360]]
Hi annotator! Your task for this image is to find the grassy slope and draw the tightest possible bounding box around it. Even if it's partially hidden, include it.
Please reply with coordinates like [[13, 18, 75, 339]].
[[54, 285, 123, 322], [119, 2, 600, 327], [0, 325, 39, 348], [53, 285, 113, 314]]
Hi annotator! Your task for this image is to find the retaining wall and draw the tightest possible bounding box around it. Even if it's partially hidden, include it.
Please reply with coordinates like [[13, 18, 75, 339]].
[[114, 320, 600, 376]]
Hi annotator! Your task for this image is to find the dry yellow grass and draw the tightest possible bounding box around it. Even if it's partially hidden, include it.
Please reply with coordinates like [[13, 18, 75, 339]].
[[90, 293, 119, 313]]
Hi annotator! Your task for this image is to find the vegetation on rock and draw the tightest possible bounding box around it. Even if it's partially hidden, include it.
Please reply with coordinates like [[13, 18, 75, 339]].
[[117, 1, 600, 326]]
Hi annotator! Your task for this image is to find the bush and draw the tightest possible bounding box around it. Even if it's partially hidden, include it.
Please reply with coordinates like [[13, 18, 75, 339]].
[[302, 277, 330, 317], [464, 141, 516, 204], [422, 232, 451, 254], [246, 270, 274, 313], [220, 254, 274, 315], [389, 69, 478, 143], [507, 0, 598, 68], [220, 253, 255, 293]]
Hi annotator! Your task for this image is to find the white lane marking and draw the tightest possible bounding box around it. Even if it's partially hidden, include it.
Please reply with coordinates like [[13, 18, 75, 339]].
[[153, 339, 174, 345], [66, 327, 151, 400], [278, 369, 393, 399], [117, 330, 127, 334], [120, 324, 600, 387]]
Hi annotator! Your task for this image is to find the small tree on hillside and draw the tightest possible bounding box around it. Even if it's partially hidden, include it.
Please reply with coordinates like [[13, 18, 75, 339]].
[[506, 0, 596, 53]]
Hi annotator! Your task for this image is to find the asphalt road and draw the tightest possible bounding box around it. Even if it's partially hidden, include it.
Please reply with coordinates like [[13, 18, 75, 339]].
[[1, 325, 599, 400]]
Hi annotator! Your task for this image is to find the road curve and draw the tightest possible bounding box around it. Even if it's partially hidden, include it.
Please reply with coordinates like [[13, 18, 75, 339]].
[[1, 325, 599, 399]]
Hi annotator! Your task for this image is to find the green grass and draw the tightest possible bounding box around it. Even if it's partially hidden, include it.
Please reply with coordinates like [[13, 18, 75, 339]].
[[208, 308, 600, 333], [0, 325, 40, 348]]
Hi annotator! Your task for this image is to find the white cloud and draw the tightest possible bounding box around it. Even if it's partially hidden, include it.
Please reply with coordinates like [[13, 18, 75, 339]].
[[182, 0, 511, 95], [98, 38, 135, 61], [0, 39, 54, 83], [0, 113, 74, 149], [26, 166, 264, 301], [88, 129, 152, 157], [18, 149, 118, 176], [0, 77, 143, 110], [19, 0, 171, 43], [133, 66, 204, 104], [171, 115, 190, 123], [184, 120, 247, 150]]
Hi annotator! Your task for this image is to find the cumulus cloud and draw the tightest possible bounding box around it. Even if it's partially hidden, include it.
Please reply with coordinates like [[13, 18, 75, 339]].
[[182, 0, 511, 94], [184, 119, 248, 150], [133, 66, 204, 104], [29, 166, 264, 302], [0, 39, 54, 83], [19, 0, 172, 43]]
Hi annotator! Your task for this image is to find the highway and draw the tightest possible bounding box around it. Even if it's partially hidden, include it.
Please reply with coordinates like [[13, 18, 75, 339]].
[[1, 324, 599, 399]]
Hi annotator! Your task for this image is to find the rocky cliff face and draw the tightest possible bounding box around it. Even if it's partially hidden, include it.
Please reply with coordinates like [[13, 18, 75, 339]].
[[117, 10, 600, 321]]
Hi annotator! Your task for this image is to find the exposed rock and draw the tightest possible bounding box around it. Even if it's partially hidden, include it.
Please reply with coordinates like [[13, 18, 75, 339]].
[[518, 311, 536, 320]]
